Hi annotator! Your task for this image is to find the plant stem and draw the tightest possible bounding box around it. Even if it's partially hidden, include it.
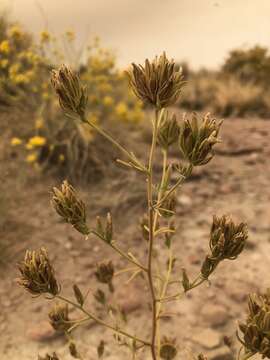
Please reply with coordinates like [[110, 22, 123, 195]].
[[147, 109, 160, 360], [80, 114, 146, 172], [56, 295, 150, 346], [91, 230, 147, 272]]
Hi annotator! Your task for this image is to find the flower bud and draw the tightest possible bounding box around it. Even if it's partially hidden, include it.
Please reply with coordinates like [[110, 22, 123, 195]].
[[179, 113, 222, 166], [51, 64, 88, 119], [160, 337, 177, 360], [73, 284, 84, 306], [95, 261, 114, 291], [126, 52, 184, 109], [17, 247, 60, 296], [69, 342, 80, 358], [48, 303, 70, 332], [51, 180, 89, 235], [140, 213, 149, 241], [157, 112, 179, 149]]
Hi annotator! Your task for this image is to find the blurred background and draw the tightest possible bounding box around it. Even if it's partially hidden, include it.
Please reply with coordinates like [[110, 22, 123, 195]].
[[1, 1, 270, 359]]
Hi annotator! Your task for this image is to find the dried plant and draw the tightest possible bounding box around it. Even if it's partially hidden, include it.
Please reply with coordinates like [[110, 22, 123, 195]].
[[18, 53, 264, 360]]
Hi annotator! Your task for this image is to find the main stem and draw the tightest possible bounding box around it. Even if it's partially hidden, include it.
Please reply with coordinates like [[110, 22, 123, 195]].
[[147, 109, 159, 360]]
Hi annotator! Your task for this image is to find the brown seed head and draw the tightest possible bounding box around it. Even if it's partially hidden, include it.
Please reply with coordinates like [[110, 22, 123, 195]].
[[17, 247, 60, 296], [179, 113, 222, 166], [160, 337, 177, 360], [157, 112, 180, 149], [48, 303, 70, 332], [51, 180, 89, 235], [238, 290, 270, 358], [95, 261, 114, 285], [126, 52, 184, 108], [51, 64, 88, 119]]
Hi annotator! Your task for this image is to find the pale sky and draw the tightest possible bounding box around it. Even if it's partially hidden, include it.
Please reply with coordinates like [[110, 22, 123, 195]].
[[3, 0, 270, 69]]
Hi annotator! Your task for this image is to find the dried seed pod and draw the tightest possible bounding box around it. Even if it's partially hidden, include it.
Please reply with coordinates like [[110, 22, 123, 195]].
[[38, 353, 60, 360], [94, 289, 106, 306], [105, 212, 113, 243], [157, 112, 180, 149], [179, 113, 222, 166], [160, 337, 177, 360], [95, 261, 114, 291], [97, 340, 105, 358], [73, 284, 84, 306], [126, 52, 184, 109], [209, 215, 248, 260], [69, 342, 80, 358], [181, 268, 190, 292], [51, 64, 88, 118], [238, 290, 270, 358], [17, 247, 60, 296], [48, 303, 70, 332], [51, 180, 89, 235], [201, 215, 247, 279]]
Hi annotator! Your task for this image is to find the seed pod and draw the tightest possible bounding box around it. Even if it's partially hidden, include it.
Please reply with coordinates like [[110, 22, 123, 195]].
[[181, 268, 190, 292], [238, 290, 270, 358], [73, 284, 84, 306], [160, 337, 177, 360], [51, 180, 89, 235], [51, 64, 88, 119], [17, 247, 60, 296], [95, 261, 114, 292], [94, 289, 106, 306], [179, 113, 222, 166], [157, 113, 180, 149], [97, 340, 105, 358], [105, 212, 113, 243], [69, 342, 80, 358], [126, 52, 184, 109], [48, 303, 70, 332]]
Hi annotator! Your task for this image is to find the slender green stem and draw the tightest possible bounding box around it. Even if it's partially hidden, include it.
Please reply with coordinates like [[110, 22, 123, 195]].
[[56, 295, 151, 346], [91, 230, 147, 272], [147, 109, 160, 360], [156, 246, 174, 359], [80, 114, 146, 172], [155, 163, 193, 209]]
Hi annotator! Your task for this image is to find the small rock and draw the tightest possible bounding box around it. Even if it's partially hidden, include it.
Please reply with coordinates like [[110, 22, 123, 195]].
[[208, 346, 233, 360], [200, 304, 228, 327], [26, 321, 58, 342], [191, 328, 220, 349]]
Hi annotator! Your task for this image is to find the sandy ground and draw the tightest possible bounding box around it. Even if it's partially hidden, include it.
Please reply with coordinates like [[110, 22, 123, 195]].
[[1, 113, 270, 360]]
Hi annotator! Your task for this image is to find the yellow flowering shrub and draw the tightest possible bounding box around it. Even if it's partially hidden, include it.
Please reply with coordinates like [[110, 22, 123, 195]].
[[3, 17, 145, 182]]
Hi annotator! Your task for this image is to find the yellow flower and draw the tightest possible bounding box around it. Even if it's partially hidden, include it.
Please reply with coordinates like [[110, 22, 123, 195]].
[[0, 59, 8, 69], [103, 96, 114, 107], [65, 30, 75, 42], [42, 92, 49, 100], [0, 40, 10, 54], [59, 154, 65, 162], [9, 26, 22, 39], [27, 136, 47, 148], [35, 118, 44, 129], [26, 153, 37, 163], [115, 102, 128, 118], [11, 137, 22, 146], [40, 30, 50, 43]]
